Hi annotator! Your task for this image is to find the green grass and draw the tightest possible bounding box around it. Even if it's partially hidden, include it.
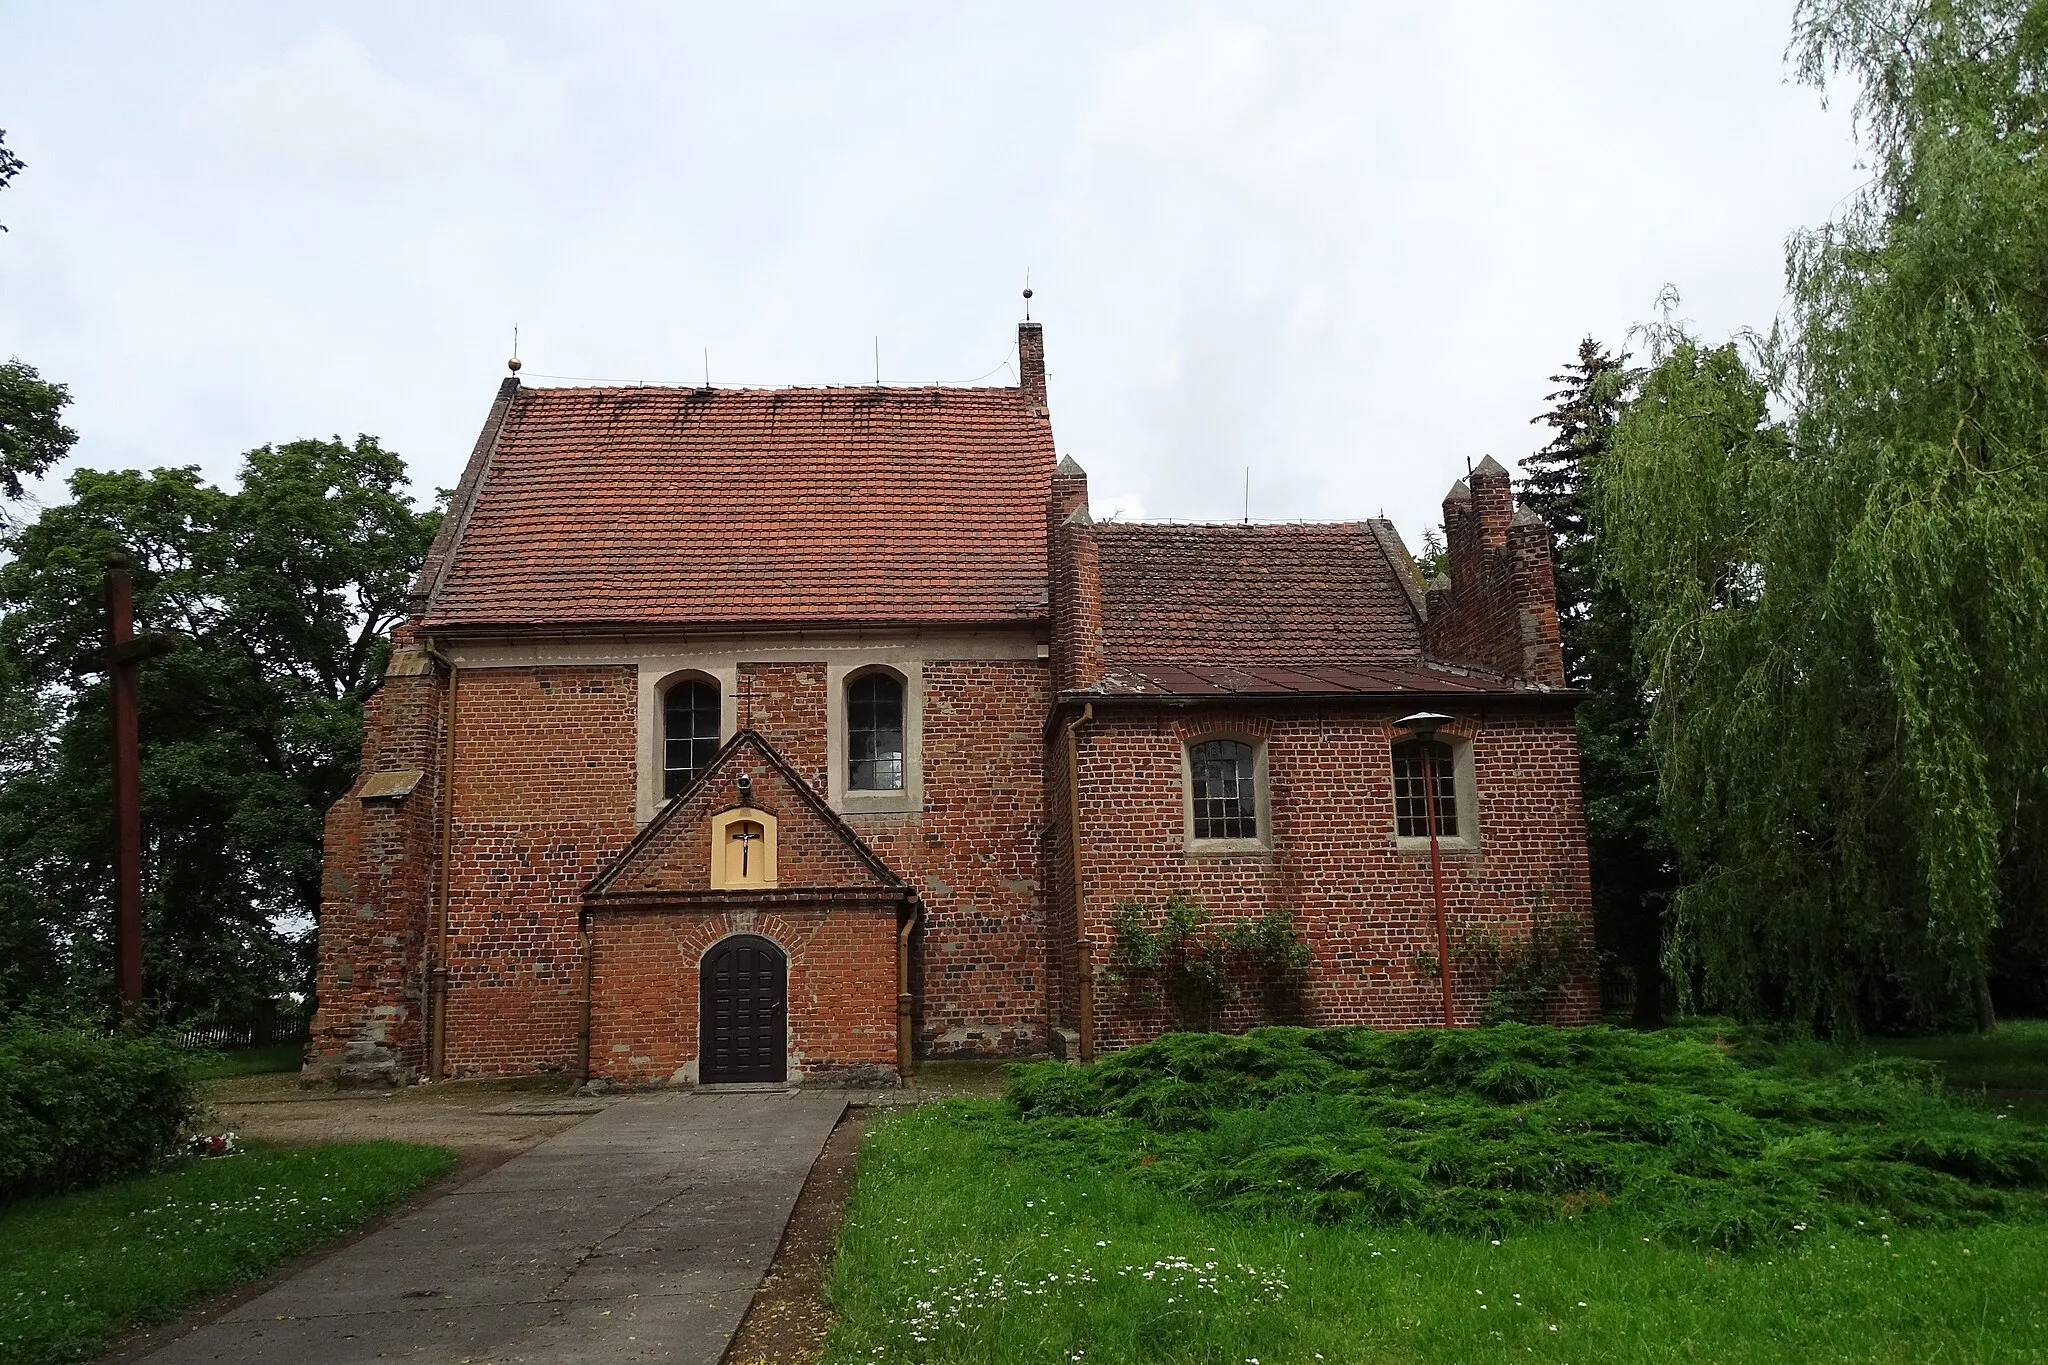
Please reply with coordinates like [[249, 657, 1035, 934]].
[[0, 1141, 453, 1365], [826, 1024, 2048, 1363], [183, 1043, 305, 1079], [826, 1099, 2048, 1364]]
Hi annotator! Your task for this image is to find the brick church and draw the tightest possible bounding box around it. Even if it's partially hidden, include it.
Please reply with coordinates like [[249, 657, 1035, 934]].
[[310, 319, 1595, 1086]]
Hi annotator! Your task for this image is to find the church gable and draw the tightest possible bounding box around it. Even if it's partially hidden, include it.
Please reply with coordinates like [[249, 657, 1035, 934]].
[[584, 730, 901, 901]]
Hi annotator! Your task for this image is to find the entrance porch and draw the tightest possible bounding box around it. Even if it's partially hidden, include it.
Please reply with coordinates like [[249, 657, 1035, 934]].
[[579, 729, 914, 1088]]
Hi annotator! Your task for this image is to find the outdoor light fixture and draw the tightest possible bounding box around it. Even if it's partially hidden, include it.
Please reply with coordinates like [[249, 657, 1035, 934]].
[[1395, 711, 1457, 1028], [736, 773, 753, 805]]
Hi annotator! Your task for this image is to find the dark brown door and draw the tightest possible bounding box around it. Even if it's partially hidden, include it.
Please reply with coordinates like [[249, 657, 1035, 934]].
[[699, 934, 787, 1083]]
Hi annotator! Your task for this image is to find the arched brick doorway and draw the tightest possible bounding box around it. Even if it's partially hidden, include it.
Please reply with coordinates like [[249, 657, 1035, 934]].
[[700, 934, 787, 1083]]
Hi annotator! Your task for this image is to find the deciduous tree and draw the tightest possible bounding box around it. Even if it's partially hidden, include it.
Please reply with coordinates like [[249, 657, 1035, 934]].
[[0, 440, 437, 1022], [1595, 0, 2048, 1030]]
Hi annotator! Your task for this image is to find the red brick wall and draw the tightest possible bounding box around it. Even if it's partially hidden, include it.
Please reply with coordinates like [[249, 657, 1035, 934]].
[[588, 906, 898, 1083], [738, 663, 828, 788], [1072, 700, 1596, 1051], [442, 664, 638, 1075], [309, 650, 444, 1081], [1047, 468, 1106, 690], [851, 658, 1050, 1055], [323, 649, 1050, 1077], [638, 655, 1052, 1057]]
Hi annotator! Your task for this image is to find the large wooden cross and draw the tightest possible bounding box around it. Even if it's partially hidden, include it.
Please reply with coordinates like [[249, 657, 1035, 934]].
[[93, 552, 176, 1020]]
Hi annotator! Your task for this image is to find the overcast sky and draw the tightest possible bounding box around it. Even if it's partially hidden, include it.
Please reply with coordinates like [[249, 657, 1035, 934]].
[[1, 2, 1864, 551]]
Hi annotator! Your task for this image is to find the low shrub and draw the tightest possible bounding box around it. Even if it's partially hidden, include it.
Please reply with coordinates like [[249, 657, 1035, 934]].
[[0, 1020, 195, 1204], [1105, 894, 1311, 1029], [1005, 1023, 2048, 1250]]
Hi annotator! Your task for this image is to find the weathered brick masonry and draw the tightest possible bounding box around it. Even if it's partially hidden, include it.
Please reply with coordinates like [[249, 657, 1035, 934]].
[[1068, 702, 1595, 1051], [311, 316, 1597, 1085], [1425, 457, 1565, 688], [442, 664, 638, 1075], [851, 659, 1048, 1055], [1043, 451, 1593, 1051], [661, 657, 1049, 1055], [737, 663, 828, 788], [310, 630, 446, 1084], [589, 907, 897, 1084]]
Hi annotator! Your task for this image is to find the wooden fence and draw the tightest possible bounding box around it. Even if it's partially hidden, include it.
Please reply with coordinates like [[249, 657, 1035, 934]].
[[174, 1000, 311, 1051]]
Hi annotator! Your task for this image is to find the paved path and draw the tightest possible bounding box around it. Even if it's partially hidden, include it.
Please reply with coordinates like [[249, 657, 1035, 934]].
[[142, 1090, 847, 1364]]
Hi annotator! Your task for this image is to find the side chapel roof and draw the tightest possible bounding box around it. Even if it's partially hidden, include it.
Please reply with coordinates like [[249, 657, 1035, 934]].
[[1093, 521, 1424, 667], [1081, 515, 1554, 699]]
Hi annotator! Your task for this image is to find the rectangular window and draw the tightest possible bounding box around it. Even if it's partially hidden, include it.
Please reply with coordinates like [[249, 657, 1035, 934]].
[[1392, 738, 1459, 838], [1190, 739, 1258, 841]]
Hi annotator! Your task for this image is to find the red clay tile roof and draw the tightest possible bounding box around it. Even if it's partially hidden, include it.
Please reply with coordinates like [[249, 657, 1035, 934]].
[[419, 383, 1054, 630], [1093, 521, 1424, 667]]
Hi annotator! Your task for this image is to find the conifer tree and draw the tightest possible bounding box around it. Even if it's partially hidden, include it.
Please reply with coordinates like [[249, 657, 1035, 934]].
[[1524, 339, 1632, 684], [1524, 341, 1672, 1023]]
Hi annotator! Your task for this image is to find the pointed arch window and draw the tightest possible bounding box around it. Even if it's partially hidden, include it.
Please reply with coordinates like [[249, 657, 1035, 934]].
[[663, 679, 721, 798]]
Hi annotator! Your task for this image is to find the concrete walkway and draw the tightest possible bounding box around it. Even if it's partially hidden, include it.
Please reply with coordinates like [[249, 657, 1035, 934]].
[[141, 1090, 848, 1364]]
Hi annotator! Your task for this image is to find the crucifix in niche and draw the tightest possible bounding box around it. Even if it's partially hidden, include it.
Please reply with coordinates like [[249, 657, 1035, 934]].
[[728, 820, 764, 882], [710, 804, 777, 890]]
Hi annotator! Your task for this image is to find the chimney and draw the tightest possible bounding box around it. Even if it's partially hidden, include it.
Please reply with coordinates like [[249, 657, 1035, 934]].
[[1426, 464, 1566, 685], [1019, 321, 1049, 419]]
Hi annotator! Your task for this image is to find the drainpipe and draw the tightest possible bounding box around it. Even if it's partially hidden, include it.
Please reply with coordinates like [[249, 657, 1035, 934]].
[[577, 916, 594, 1082], [1064, 702, 1095, 1063], [427, 649, 459, 1082], [896, 898, 920, 1083]]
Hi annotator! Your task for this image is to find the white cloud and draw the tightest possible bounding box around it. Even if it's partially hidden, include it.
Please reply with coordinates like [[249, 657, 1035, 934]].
[[0, 0, 1862, 556]]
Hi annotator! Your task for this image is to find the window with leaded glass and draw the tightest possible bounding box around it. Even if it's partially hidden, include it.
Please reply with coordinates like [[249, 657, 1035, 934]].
[[848, 673, 905, 791], [1391, 737, 1459, 838], [662, 680, 721, 798], [1189, 739, 1258, 841]]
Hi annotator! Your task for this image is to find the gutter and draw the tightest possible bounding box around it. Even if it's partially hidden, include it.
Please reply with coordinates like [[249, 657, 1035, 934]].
[[417, 615, 1051, 645], [1041, 687, 1582, 742]]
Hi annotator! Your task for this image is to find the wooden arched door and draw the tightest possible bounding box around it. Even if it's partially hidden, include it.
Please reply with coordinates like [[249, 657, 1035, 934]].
[[699, 934, 787, 1083]]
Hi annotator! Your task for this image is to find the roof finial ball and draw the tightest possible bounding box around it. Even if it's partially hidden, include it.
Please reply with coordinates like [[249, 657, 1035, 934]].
[[1022, 269, 1033, 321], [507, 325, 522, 375]]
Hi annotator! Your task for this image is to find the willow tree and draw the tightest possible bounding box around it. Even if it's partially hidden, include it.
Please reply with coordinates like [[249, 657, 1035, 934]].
[[1595, 0, 2048, 1031]]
